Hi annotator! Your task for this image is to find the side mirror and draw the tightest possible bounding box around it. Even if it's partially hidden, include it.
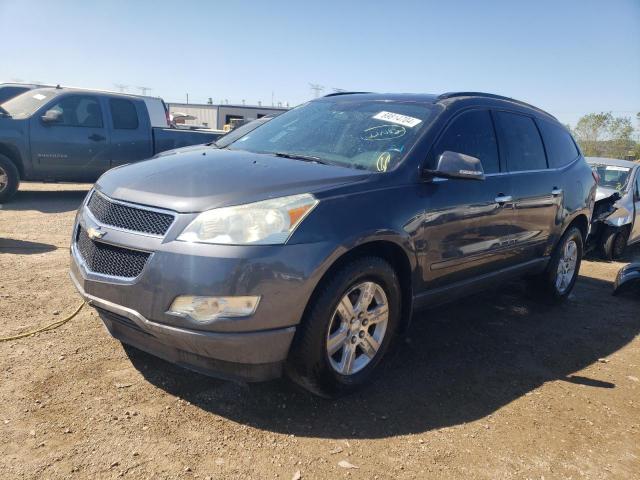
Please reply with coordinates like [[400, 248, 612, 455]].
[[41, 109, 62, 124], [423, 150, 485, 181]]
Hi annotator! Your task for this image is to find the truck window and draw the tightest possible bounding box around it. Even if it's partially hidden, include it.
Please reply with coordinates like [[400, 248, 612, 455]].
[[537, 118, 579, 168], [433, 109, 500, 174], [110, 98, 139, 130], [48, 95, 103, 128], [494, 111, 547, 172]]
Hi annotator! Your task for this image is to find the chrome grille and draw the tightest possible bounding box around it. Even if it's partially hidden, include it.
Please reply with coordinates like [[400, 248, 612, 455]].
[[76, 226, 150, 278], [87, 191, 174, 236]]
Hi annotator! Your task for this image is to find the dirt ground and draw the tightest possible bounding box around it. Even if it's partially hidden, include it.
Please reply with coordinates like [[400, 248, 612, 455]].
[[1, 182, 639, 480]]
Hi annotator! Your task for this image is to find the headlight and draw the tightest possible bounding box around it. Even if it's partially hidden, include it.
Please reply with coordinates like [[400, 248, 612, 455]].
[[177, 193, 318, 245]]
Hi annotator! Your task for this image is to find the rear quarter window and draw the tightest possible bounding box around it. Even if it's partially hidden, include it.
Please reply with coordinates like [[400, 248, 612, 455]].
[[494, 111, 547, 172], [537, 118, 579, 168]]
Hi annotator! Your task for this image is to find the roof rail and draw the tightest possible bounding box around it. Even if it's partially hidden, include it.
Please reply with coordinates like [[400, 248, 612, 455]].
[[323, 91, 371, 97], [437, 92, 556, 119]]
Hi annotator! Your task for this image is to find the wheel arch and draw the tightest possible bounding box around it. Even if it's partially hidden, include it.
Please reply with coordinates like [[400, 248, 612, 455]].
[[0, 143, 24, 178], [566, 213, 589, 242], [304, 239, 415, 333]]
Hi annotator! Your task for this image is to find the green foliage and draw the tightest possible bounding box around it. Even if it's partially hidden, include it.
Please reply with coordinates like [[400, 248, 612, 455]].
[[572, 111, 639, 160]]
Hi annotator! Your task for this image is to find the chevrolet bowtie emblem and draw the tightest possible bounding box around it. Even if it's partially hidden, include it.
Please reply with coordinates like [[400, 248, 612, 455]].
[[87, 226, 106, 240]]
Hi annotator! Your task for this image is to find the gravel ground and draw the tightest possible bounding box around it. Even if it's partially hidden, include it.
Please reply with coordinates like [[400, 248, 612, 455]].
[[1, 182, 639, 480]]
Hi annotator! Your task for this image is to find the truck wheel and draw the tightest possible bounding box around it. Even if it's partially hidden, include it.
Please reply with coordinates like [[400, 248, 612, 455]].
[[533, 226, 583, 303], [286, 256, 401, 397], [0, 154, 20, 203], [600, 226, 628, 261]]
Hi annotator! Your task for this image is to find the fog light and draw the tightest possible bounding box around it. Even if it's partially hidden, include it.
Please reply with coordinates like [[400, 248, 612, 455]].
[[168, 295, 260, 322]]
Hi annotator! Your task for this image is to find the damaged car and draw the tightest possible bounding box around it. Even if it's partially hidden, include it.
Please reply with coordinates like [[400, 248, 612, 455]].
[[587, 157, 640, 260]]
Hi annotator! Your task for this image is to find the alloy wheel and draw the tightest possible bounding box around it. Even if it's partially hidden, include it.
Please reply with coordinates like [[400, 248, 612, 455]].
[[556, 239, 578, 294], [0, 166, 7, 192], [326, 281, 389, 376]]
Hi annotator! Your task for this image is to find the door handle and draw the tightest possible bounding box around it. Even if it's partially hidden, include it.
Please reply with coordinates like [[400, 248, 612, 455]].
[[495, 195, 513, 204], [89, 134, 106, 142], [551, 188, 563, 196]]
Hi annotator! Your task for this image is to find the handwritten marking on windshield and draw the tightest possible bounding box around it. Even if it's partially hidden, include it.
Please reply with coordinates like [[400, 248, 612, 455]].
[[362, 124, 406, 141]]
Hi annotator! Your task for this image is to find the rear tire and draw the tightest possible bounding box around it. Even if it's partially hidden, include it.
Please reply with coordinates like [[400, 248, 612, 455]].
[[600, 226, 628, 261], [286, 256, 401, 398], [0, 154, 20, 203], [532, 226, 583, 303]]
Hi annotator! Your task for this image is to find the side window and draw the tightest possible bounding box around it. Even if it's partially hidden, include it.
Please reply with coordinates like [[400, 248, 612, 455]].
[[537, 118, 579, 168], [494, 111, 547, 172], [46, 95, 103, 128], [110, 98, 139, 130], [433, 109, 500, 174], [636, 171, 640, 198]]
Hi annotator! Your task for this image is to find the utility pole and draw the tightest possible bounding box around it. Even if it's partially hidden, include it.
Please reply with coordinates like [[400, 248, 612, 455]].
[[186, 93, 189, 104], [309, 83, 325, 98], [114, 83, 128, 93], [137, 86, 151, 96]]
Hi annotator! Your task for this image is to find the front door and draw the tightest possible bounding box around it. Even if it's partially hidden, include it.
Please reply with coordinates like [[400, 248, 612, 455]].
[[420, 109, 519, 289], [29, 94, 110, 181]]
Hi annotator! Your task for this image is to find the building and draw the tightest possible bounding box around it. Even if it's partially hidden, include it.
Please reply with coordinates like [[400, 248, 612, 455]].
[[167, 102, 289, 130]]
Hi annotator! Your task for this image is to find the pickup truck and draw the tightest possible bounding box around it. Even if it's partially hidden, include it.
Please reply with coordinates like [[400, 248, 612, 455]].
[[0, 86, 224, 202]]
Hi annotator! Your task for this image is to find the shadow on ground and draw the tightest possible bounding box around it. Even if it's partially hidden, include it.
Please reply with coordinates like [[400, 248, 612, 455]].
[[125, 273, 640, 439], [0, 238, 58, 254], [1, 188, 90, 213]]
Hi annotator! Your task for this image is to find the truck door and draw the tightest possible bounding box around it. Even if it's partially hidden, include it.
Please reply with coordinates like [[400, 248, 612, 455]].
[[493, 111, 561, 263], [29, 94, 110, 181], [106, 97, 153, 168], [420, 109, 519, 289]]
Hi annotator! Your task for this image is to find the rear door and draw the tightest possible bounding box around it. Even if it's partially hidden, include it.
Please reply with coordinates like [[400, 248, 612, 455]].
[[29, 93, 110, 181], [493, 111, 561, 262], [420, 108, 519, 288], [106, 97, 153, 168]]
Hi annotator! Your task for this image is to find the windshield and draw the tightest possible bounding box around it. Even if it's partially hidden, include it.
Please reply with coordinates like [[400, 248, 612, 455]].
[[1, 89, 61, 119], [224, 99, 440, 172], [592, 164, 632, 191], [214, 117, 272, 148]]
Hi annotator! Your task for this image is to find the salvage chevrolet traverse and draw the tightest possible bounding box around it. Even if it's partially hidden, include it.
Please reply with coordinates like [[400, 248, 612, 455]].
[[70, 92, 596, 397]]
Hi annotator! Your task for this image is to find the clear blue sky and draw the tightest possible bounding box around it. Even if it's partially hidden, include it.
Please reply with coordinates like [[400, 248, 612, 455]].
[[1, 0, 638, 126]]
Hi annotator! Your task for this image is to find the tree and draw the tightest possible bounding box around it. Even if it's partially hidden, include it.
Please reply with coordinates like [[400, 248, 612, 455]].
[[572, 112, 638, 159]]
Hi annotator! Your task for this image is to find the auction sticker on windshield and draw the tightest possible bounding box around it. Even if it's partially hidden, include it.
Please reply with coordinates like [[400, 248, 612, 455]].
[[373, 111, 422, 128]]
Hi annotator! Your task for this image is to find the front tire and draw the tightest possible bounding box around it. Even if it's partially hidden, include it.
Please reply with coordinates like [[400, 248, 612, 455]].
[[535, 226, 583, 303], [286, 256, 401, 397], [600, 226, 628, 261], [0, 154, 20, 203]]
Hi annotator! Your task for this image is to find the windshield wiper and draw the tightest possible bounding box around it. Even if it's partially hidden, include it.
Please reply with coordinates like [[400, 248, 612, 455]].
[[274, 152, 332, 165]]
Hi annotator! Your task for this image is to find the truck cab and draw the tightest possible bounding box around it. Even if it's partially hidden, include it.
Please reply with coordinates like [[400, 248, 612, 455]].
[[0, 87, 222, 202]]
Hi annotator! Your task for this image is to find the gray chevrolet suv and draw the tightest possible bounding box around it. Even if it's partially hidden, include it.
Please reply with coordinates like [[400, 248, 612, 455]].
[[70, 92, 596, 397]]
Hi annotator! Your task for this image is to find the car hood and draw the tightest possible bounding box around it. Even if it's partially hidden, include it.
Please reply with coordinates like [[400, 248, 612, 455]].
[[96, 147, 370, 213], [595, 186, 622, 202]]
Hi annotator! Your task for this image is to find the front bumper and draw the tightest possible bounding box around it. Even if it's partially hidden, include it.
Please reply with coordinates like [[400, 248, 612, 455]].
[[70, 270, 295, 381], [69, 191, 336, 381]]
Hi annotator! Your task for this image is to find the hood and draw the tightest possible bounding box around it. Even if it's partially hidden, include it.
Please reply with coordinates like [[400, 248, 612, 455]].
[[595, 186, 621, 202], [96, 147, 369, 212]]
